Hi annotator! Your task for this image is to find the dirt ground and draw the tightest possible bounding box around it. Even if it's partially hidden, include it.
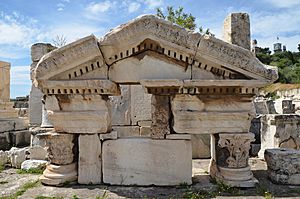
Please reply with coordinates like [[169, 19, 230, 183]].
[[0, 158, 300, 199]]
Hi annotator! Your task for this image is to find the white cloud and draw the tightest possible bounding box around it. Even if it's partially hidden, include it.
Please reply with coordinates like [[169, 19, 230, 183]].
[[86, 1, 113, 14], [263, 0, 300, 8], [128, 2, 141, 13], [251, 9, 300, 37], [143, 0, 163, 9], [10, 65, 30, 85], [0, 12, 39, 47], [38, 23, 105, 44], [57, 3, 65, 11]]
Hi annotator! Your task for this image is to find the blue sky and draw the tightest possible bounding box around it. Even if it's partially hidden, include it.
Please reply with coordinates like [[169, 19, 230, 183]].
[[1, 0, 300, 98]]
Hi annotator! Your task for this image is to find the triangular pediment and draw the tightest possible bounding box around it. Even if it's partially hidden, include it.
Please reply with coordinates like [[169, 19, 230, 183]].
[[34, 15, 278, 92]]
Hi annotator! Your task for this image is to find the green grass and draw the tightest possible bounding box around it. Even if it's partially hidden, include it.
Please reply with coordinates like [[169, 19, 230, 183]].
[[35, 196, 63, 199], [1, 180, 40, 199], [0, 164, 5, 172], [17, 168, 44, 175]]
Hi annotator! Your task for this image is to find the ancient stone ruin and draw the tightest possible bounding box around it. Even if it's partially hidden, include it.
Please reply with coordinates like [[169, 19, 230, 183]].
[[31, 13, 278, 187], [0, 61, 29, 151]]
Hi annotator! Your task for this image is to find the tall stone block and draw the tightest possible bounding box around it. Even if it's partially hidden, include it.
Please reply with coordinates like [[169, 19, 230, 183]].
[[223, 13, 251, 50], [131, 85, 152, 125], [78, 134, 102, 184], [0, 61, 10, 102], [151, 95, 170, 139]]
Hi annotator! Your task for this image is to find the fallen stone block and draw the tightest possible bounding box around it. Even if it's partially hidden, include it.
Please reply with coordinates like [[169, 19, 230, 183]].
[[21, 159, 47, 171], [265, 148, 300, 185], [9, 147, 29, 168], [28, 146, 47, 160]]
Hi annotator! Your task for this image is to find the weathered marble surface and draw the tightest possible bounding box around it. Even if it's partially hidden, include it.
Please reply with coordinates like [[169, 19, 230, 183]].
[[102, 138, 192, 185], [0, 62, 19, 120], [258, 114, 300, 159], [109, 85, 131, 125], [223, 13, 250, 50], [191, 134, 211, 158], [78, 134, 102, 184], [113, 126, 140, 138], [40, 163, 77, 186], [151, 95, 170, 139], [265, 148, 300, 185], [130, 85, 152, 125], [172, 94, 255, 134], [38, 132, 75, 165], [46, 95, 111, 134], [0, 61, 10, 102]]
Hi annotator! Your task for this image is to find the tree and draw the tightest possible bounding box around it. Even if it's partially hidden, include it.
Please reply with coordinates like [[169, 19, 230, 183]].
[[52, 35, 67, 47], [298, 44, 300, 52], [156, 6, 211, 35]]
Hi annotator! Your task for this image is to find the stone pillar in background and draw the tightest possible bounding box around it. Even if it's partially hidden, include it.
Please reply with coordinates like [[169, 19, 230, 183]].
[[210, 132, 257, 187], [0, 61, 10, 102], [29, 43, 56, 126], [223, 13, 251, 50]]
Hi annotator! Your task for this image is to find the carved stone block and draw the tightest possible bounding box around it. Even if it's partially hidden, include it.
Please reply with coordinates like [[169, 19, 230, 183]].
[[151, 95, 170, 139], [215, 133, 254, 168], [39, 132, 75, 165]]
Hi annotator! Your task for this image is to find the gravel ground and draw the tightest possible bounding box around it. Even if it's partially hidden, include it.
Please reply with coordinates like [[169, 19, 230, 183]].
[[0, 158, 299, 199]]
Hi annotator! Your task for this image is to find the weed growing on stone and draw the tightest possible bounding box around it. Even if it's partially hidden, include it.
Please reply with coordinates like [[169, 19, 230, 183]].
[[17, 168, 44, 175], [256, 184, 274, 199], [0, 164, 5, 172], [95, 191, 108, 199], [71, 195, 80, 199]]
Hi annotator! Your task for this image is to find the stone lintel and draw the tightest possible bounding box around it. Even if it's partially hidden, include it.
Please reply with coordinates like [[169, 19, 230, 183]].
[[141, 79, 268, 95], [49, 111, 110, 134], [34, 35, 102, 82], [42, 80, 120, 95]]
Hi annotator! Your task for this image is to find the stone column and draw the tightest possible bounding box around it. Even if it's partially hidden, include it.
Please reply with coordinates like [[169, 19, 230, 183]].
[[0, 61, 10, 102], [29, 43, 56, 126], [39, 132, 77, 186], [223, 13, 251, 50], [210, 132, 257, 187]]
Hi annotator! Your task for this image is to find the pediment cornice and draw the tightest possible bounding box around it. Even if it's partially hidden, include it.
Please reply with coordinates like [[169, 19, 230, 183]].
[[33, 15, 278, 92]]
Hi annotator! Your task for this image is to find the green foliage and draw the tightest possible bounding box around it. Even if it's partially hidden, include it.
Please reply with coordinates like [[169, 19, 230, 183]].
[[156, 6, 196, 30], [17, 167, 44, 175], [256, 50, 300, 84], [71, 195, 80, 199], [156, 6, 211, 35]]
